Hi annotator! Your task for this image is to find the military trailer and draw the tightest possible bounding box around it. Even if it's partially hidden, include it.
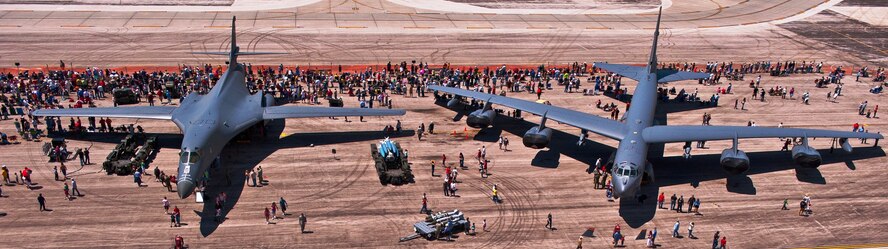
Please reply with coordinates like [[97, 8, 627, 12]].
[[103, 135, 156, 175], [112, 88, 139, 105], [400, 209, 469, 241], [370, 138, 414, 185]]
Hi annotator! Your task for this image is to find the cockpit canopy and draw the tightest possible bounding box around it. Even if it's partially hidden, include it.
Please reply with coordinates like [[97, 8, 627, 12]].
[[614, 161, 638, 177], [179, 150, 200, 164]]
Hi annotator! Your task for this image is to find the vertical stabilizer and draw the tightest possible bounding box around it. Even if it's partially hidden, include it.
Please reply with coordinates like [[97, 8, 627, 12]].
[[647, 6, 662, 73], [229, 17, 239, 65]]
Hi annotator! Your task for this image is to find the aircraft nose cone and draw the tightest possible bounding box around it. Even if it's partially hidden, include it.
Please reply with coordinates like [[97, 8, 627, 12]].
[[611, 178, 637, 199], [177, 180, 195, 199], [612, 182, 626, 199]]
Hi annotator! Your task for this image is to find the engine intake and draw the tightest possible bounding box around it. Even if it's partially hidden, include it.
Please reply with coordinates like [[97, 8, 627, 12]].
[[522, 126, 553, 149], [466, 109, 495, 128], [792, 144, 822, 168], [720, 148, 750, 174]]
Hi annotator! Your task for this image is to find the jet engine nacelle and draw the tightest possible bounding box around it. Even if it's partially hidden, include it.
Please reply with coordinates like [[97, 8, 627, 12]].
[[447, 97, 460, 108], [792, 144, 822, 168], [840, 138, 853, 153], [467, 109, 496, 128], [522, 126, 553, 149], [720, 148, 750, 174]]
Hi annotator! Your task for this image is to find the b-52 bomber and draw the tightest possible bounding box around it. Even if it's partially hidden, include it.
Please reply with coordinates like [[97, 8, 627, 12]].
[[430, 8, 882, 201], [33, 17, 406, 199]]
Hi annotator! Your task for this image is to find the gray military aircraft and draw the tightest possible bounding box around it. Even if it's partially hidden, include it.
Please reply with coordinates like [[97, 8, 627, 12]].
[[33, 17, 406, 199], [430, 8, 882, 200]]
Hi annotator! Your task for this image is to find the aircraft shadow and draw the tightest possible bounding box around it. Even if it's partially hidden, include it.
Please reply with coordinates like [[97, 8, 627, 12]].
[[652, 147, 885, 189], [601, 91, 717, 114], [48, 131, 184, 150], [197, 119, 412, 236], [619, 182, 658, 228], [493, 115, 615, 168]]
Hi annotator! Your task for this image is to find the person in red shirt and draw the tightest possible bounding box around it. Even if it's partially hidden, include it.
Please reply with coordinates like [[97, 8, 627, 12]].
[[174, 235, 185, 249], [173, 206, 181, 227], [720, 236, 727, 249], [658, 192, 666, 209]]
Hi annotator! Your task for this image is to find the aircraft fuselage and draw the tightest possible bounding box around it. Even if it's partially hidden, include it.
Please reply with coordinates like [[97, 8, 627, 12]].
[[169, 63, 268, 199]]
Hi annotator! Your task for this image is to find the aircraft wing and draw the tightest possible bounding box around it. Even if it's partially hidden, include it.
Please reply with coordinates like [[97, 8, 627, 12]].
[[263, 106, 405, 119], [429, 85, 626, 140], [31, 106, 177, 120], [656, 70, 711, 83], [642, 125, 883, 143]]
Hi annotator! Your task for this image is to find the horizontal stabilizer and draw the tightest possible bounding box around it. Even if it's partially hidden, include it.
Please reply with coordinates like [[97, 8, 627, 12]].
[[594, 62, 646, 82], [656, 69, 711, 83]]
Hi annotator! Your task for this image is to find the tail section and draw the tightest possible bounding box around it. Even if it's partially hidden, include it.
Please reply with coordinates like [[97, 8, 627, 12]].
[[192, 16, 285, 65], [595, 7, 707, 83], [647, 6, 662, 74]]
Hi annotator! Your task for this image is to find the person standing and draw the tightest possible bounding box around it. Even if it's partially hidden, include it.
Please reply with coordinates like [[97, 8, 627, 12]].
[[162, 197, 171, 214], [172, 206, 181, 227], [279, 197, 288, 216], [37, 193, 47, 211], [712, 231, 720, 249], [459, 153, 465, 169], [271, 202, 278, 220], [672, 220, 680, 238], [299, 213, 307, 233], [420, 193, 428, 214], [430, 160, 436, 177], [60, 164, 67, 180], [250, 170, 258, 187], [799, 199, 808, 216], [677, 195, 685, 213], [63, 183, 71, 201], [257, 166, 264, 184], [657, 192, 665, 209], [71, 178, 81, 196], [442, 179, 449, 197], [545, 213, 553, 230], [687, 195, 696, 213], [720, 236, 727, 249], [264, 207, 271, 224], [170, 213, 178, 227], [244, 170, 251, 185], [651, 227, 658, 245], [688, 222, 695, 239], [694, 198, 701, 213], [782, 199, 789, 210], [576, 236, 583, 249], [134, 171, 143, 187], [670, 194, 677, 210], [593, 170, 601, 189]]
